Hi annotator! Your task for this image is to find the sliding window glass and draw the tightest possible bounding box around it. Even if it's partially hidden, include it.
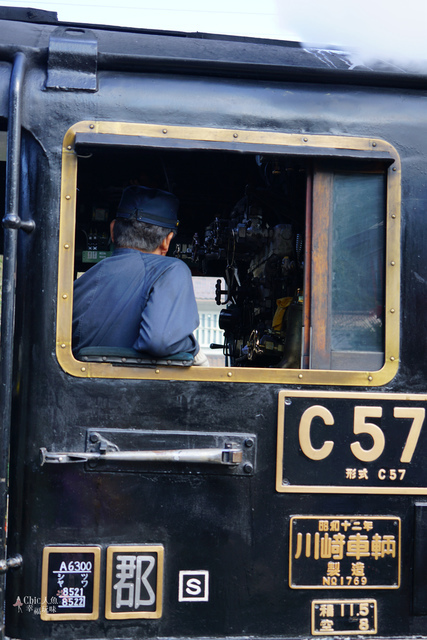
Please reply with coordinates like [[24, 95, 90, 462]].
[[311, 168, 386, 370]]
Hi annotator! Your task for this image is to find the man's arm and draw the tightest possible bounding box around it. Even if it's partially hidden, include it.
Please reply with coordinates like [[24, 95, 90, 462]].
[[133, 260, 200, 357]]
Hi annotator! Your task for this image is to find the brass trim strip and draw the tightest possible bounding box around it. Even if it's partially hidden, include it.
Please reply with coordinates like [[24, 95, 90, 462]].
[[40, 545, 101, 621], [277, 390, 427, 494], [105, 545, 164, 619], [57, 121, 401, 385]]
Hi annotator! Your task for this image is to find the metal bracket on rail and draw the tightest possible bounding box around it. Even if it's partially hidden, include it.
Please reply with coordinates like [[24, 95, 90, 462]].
[[2, 214, 35, 233], [0, 554, 23, 574], [46, 26, 98, 91]]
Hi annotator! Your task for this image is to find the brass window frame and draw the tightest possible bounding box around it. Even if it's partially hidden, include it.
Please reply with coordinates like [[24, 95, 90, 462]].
[[57, 121, 401, 386]]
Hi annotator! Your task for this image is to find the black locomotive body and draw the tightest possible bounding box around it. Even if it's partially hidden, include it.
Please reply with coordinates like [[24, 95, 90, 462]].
[[1, 8, 427, 640]]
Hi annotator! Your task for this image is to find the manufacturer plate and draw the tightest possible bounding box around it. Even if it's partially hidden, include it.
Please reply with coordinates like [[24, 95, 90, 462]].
[[289, 516, 400, 589]]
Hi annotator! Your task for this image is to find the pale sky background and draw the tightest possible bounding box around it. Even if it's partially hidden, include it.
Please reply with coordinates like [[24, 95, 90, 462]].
[[1, 0, 427, 68]]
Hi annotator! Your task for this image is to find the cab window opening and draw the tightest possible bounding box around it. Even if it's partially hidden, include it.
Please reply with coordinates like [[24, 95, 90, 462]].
[[72, 145, 387, 372]]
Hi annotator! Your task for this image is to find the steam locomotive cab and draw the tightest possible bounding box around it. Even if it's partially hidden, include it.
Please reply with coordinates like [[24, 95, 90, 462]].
[[3, 9, 425, 640]]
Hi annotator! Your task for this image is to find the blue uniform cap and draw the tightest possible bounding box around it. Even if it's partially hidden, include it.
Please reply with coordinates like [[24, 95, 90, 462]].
[[116, 185, 179, 229]]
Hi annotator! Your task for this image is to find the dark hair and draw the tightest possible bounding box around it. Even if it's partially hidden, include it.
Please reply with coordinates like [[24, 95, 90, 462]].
[[113, 218, 172, 252]]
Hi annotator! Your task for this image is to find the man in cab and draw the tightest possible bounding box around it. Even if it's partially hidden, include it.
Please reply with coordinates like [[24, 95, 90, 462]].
[[72, 185, 209, 366]]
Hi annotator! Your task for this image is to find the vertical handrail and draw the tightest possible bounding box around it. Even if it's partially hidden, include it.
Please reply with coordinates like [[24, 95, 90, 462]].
[[0, 51, 26, 639]]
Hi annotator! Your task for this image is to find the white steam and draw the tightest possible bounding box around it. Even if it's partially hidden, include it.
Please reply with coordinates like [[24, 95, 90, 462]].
[[275, 0, 427, 71]]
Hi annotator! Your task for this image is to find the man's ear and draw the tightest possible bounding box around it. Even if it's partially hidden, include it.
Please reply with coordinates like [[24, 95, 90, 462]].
[[110, 219, 116, 243], [159, 231, 174, 255]]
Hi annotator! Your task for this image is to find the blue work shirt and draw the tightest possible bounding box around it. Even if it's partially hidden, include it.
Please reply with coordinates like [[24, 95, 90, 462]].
[[72, 248, 200, 356]]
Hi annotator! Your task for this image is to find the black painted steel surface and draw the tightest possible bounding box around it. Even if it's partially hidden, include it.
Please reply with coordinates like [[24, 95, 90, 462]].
[[0, 11, 426, 640]]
